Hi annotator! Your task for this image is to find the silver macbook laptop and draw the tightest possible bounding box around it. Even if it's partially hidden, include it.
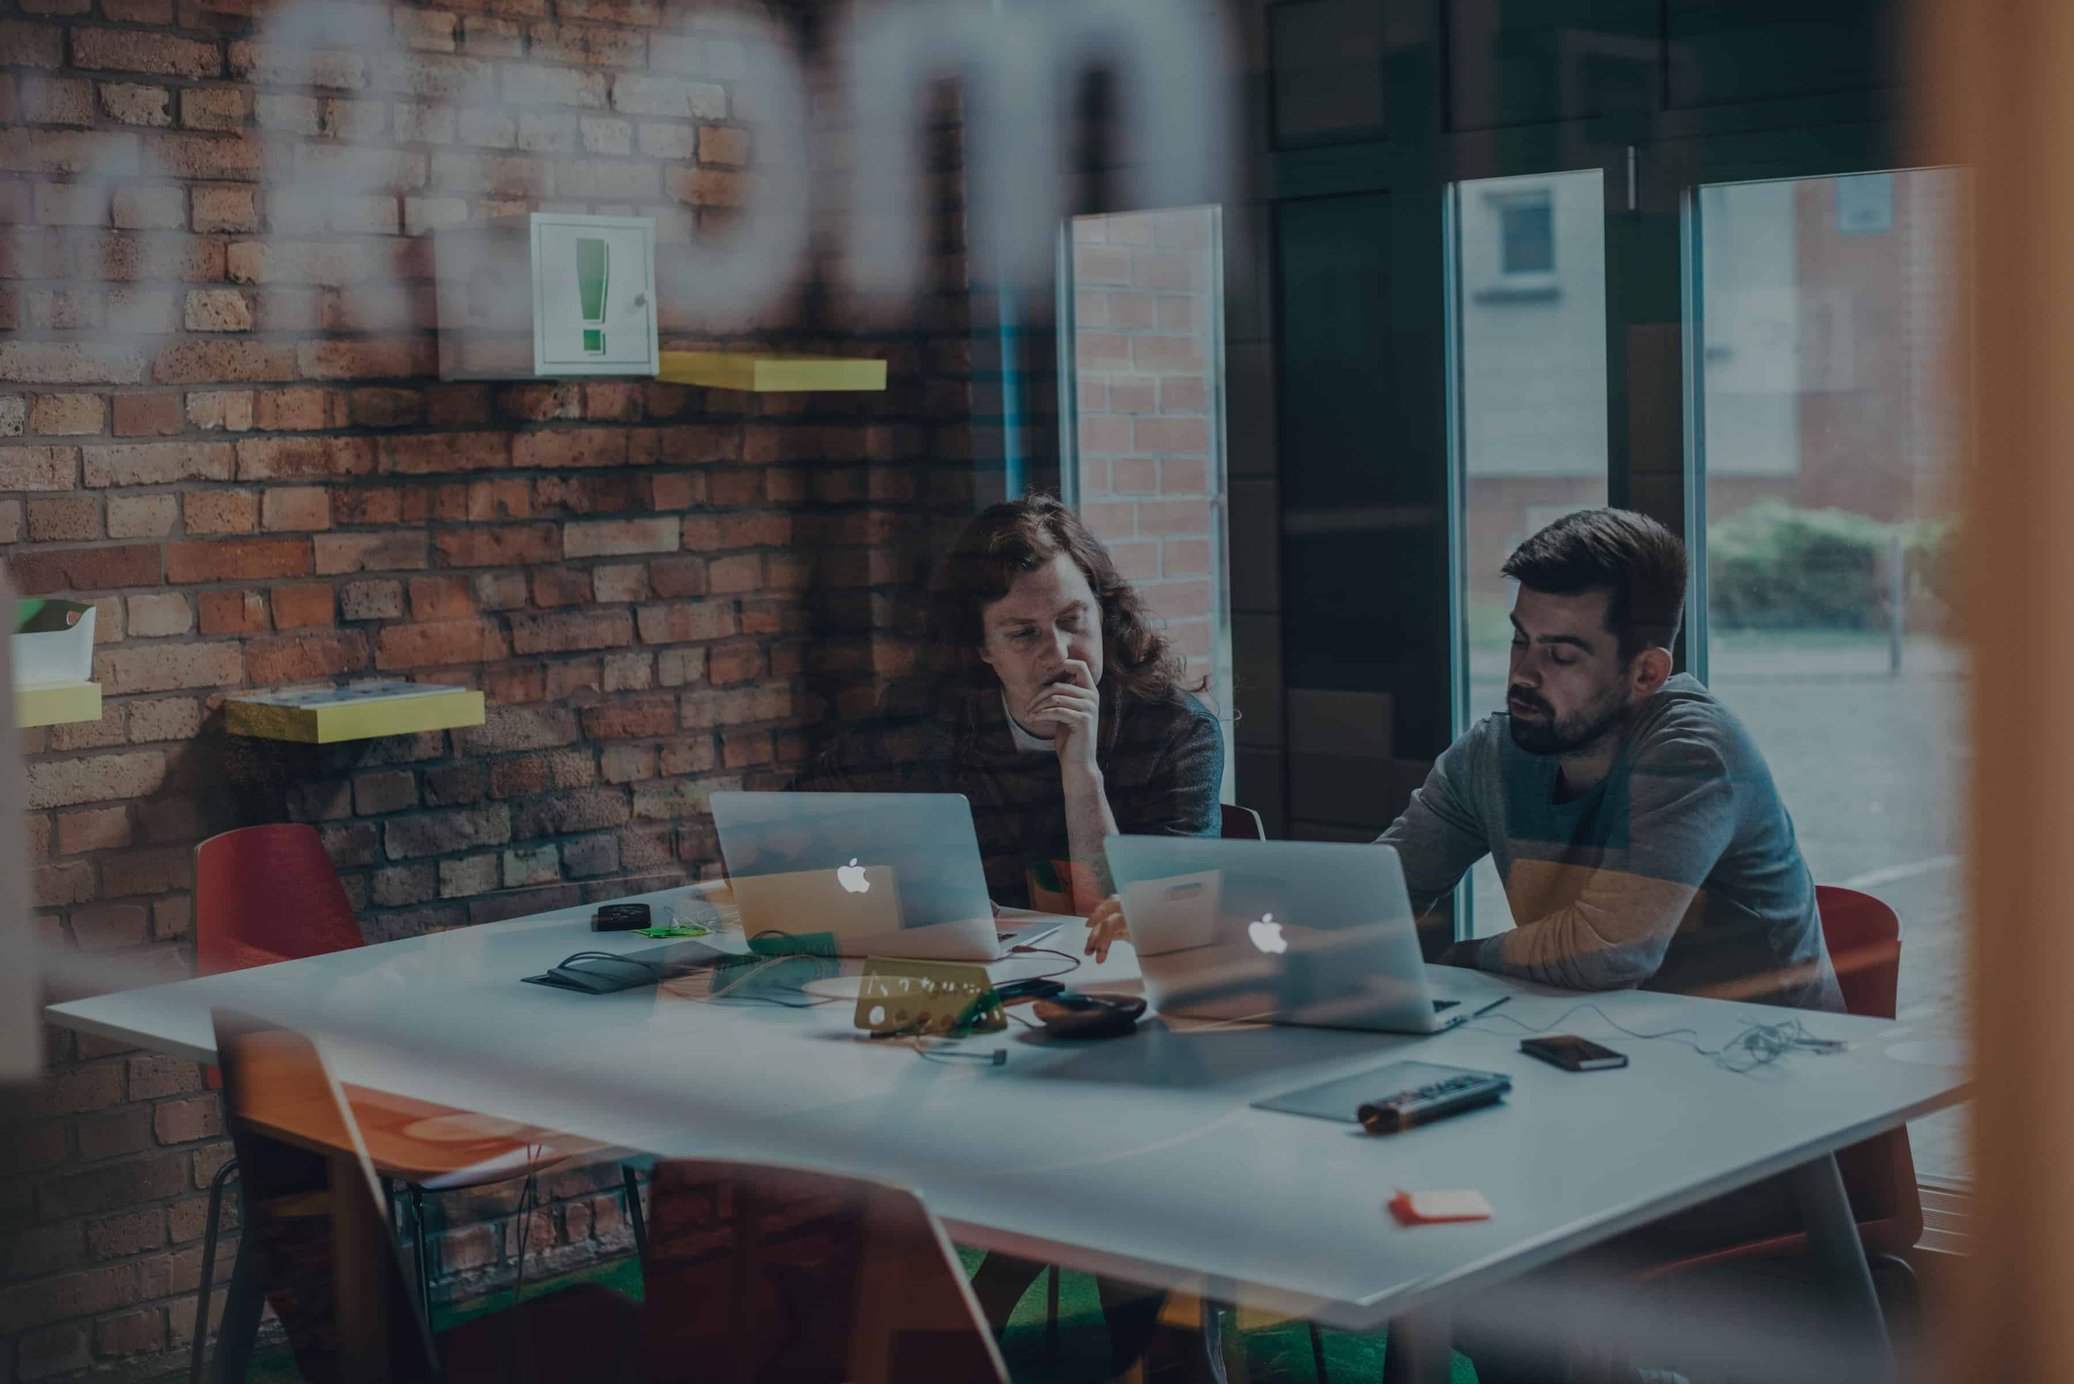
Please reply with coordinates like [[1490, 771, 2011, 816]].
[[709, 791, 1063, 961], [1104, 836, 1465, 1034]]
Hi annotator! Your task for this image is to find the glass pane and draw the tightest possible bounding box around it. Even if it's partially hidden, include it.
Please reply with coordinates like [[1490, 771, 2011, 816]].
[[1451, 169, 1609, 935], [1064, 209, 1233, 753], [1694, 168, 1971, 1183]]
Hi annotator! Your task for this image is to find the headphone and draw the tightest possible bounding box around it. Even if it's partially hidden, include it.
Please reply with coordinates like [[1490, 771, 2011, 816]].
[[1031, 991, 1146, 1040]]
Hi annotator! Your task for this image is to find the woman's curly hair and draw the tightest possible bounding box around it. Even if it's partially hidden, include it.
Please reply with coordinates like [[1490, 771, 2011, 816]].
[[925, 493, 1199, 702]]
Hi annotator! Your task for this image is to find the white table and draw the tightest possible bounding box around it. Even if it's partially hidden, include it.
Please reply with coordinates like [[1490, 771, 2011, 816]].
[[47, 885, 1967, 1381]]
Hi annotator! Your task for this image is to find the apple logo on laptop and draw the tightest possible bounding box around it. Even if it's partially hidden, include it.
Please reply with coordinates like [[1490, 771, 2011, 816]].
[[836, 859, 871, 895], [1247, 913, 1287, 955]]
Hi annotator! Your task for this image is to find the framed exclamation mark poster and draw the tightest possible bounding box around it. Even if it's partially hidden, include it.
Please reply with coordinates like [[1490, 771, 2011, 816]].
[[529, 213, 658, 376]]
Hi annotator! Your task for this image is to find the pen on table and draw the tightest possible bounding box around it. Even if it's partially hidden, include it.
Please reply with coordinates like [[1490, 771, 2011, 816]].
[[1469, 995, 1512, 1019]]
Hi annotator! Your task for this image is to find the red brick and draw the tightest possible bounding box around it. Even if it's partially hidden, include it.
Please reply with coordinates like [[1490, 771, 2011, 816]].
[[154, 339, 295, 384], [705, 553, 760, 594], [267, 584, 333, 629], [0, 1265, 136, 1335], [260, 486, 330, 531], [235, 436, 375, 481], [186, 390, 254, 433], [578, 696, 675, 740], [708, 641, 762, 685], [82, 440, 232, 487], [24, 750, 167, 809], [0, 20, 65, 69], [508, 610, 632, 654], [190, 184, 256, 233], [1134, 499, 1212, 536], [25, 495, 99, 542], [374, 619, 487, 669], [530, 567, 588, 607], [28, 393, 105, 437], [111, 393, 183, 437], [298, 337, 435, 380], [681, 513, 789, 550], [95, 1308, 164, 1359], [380, 431, 509, 474], [0, 445, 78, 490], [94, 641, 240, 694], [7, 543, 159, 595], [0, 341, 145, 385], [313, 531, 428, 574], [244, 630, 367, 684], [635, 600, 734, 645], [166, 536, 307, 582], [435, 524, 557, 568], [57, 805, 131, 855], [252, 386, 342, 431], [195, 589, 265, 634], [181, 488, 257, 535], [512, 428, 626, 469], [99, 82, 172, 128], [562, 517, 677, 558], [72, 27, 221, 78], [126, 592, 191, 637], [182, 286, 252, 332], [1134, 416, 1210, 454]]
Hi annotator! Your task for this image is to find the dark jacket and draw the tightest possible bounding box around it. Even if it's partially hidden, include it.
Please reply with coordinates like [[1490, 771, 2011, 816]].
[[793, 678, 1225, 907]]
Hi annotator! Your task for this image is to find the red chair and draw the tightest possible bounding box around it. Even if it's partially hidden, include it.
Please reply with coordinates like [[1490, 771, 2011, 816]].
[[1639, 886, 1923, 1308], [189, 826, 615, 1383], [1220, 803, 1266, 841]]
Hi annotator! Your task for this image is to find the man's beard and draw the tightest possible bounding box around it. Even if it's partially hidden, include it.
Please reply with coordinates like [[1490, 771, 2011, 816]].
[[1506, 685, 1631, 756]]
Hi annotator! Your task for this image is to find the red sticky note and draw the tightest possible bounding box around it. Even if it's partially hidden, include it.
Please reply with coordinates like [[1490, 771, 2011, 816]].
[[1389, 1189, 1493, 1225]]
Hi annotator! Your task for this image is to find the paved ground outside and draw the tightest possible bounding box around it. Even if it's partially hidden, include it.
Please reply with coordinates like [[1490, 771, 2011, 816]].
[[1467, 632, 1971, 1184]]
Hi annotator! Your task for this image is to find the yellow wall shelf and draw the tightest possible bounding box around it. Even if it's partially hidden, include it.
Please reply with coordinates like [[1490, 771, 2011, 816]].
[[225, 680, 485, 744], [16, 681, 102, 729], [656, 351, 887, 392]]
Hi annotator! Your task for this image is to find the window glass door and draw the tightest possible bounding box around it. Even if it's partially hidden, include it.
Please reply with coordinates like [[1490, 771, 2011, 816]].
[[1689, 168, 1972, 1182], [1447, 167, 1611, 936]]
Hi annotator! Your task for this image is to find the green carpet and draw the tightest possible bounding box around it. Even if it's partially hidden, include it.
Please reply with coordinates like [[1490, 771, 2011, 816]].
[[179, 1251, 1477, 1383]]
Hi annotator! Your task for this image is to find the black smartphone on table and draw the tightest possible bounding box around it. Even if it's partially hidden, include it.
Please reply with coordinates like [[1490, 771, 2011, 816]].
[[1520, 1034, 1629, 1071]]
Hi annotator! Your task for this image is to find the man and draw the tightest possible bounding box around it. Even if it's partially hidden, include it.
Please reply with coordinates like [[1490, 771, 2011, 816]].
[[1382, 507, 1841, 1011], [795, 492, 1224, 913], [1090, 507, 1839, 1012]]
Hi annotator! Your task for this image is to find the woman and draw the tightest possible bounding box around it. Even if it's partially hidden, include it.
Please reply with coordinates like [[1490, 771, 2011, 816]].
[[795, 494, 1222, 1372], [796, 492, 1223, 914]]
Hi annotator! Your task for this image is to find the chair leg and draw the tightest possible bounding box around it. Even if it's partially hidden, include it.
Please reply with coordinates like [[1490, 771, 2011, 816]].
[[408, 1185, 436, 1332], [621, 1164, 647, 1264], [1198, 1299, 1231, 1384], [1308, 1320, 1329, 1384], [209, 1219, 264, 1384], [1044, 1262, 1060, 1359], [189, 1157, 238, 1384]]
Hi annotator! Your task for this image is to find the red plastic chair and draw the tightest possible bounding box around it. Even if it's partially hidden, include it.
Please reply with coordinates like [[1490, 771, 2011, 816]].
[[1639, 886, 1923, 1304], [1219, 803, 1266, 840], [189, 826, 609, 1383]]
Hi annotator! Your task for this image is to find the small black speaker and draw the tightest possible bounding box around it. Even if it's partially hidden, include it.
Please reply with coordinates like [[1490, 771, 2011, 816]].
[[591, 903, 651, 932]]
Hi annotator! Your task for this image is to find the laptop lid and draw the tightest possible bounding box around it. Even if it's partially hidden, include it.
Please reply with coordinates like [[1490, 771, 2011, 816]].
[[1104, 837, 1451, 1034], [709, 792, 998, 958]]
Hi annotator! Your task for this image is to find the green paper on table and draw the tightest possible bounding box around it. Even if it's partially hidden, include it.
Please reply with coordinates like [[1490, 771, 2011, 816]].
[[633, 924, 711, 939]]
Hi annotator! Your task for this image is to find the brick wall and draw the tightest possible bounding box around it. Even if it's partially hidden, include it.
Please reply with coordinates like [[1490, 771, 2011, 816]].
[[0, 1, 977, 1378], [1068, 206, 1227, 718]]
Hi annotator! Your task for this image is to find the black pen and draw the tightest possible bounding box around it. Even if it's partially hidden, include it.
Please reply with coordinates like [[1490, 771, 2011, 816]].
[[1469, 995, 1512, 1019]]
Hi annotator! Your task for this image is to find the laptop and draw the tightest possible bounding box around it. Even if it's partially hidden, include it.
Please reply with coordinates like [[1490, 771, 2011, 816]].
[[1104, 836, 1465, 1034], [709, 791, 1064, 961]]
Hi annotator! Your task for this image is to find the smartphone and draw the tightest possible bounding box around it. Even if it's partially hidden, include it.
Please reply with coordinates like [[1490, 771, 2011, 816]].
[[1520, 1034, 1629, 1072]]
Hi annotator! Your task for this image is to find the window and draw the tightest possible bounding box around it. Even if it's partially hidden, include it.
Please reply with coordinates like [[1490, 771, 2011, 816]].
[[1447, 168, 1609, 935], [1498, 194, 1556, 275], [1690, 167, 1971, 1184], [1060, 207, 1232, 788]]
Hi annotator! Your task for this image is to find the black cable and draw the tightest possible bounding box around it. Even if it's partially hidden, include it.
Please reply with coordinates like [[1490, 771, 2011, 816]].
[[1005, 945, 1083, 982]]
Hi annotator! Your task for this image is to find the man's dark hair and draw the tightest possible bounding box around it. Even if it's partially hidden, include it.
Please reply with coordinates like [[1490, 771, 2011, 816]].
[[1501, 508, 1689, 661]]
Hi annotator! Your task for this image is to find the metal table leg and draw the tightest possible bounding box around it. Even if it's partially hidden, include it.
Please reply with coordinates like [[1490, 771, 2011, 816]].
[[209, 1224, 263, 1384], [1787, 1151, 1898, 1384], [1380, 1308, 1451, 1384]]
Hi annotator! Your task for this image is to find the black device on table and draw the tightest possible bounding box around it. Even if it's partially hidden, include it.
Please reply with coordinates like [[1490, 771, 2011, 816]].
[[592, 903, 651, 932], [1357, 1067, 1512, 1134], [1030, 990, 1145, 1040], [1520, 1034, 1630, 1072], [522, 939, 724, 994]]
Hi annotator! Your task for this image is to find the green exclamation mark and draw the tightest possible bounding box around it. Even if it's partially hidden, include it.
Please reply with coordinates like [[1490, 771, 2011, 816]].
[[576, 237, 609, 355]]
